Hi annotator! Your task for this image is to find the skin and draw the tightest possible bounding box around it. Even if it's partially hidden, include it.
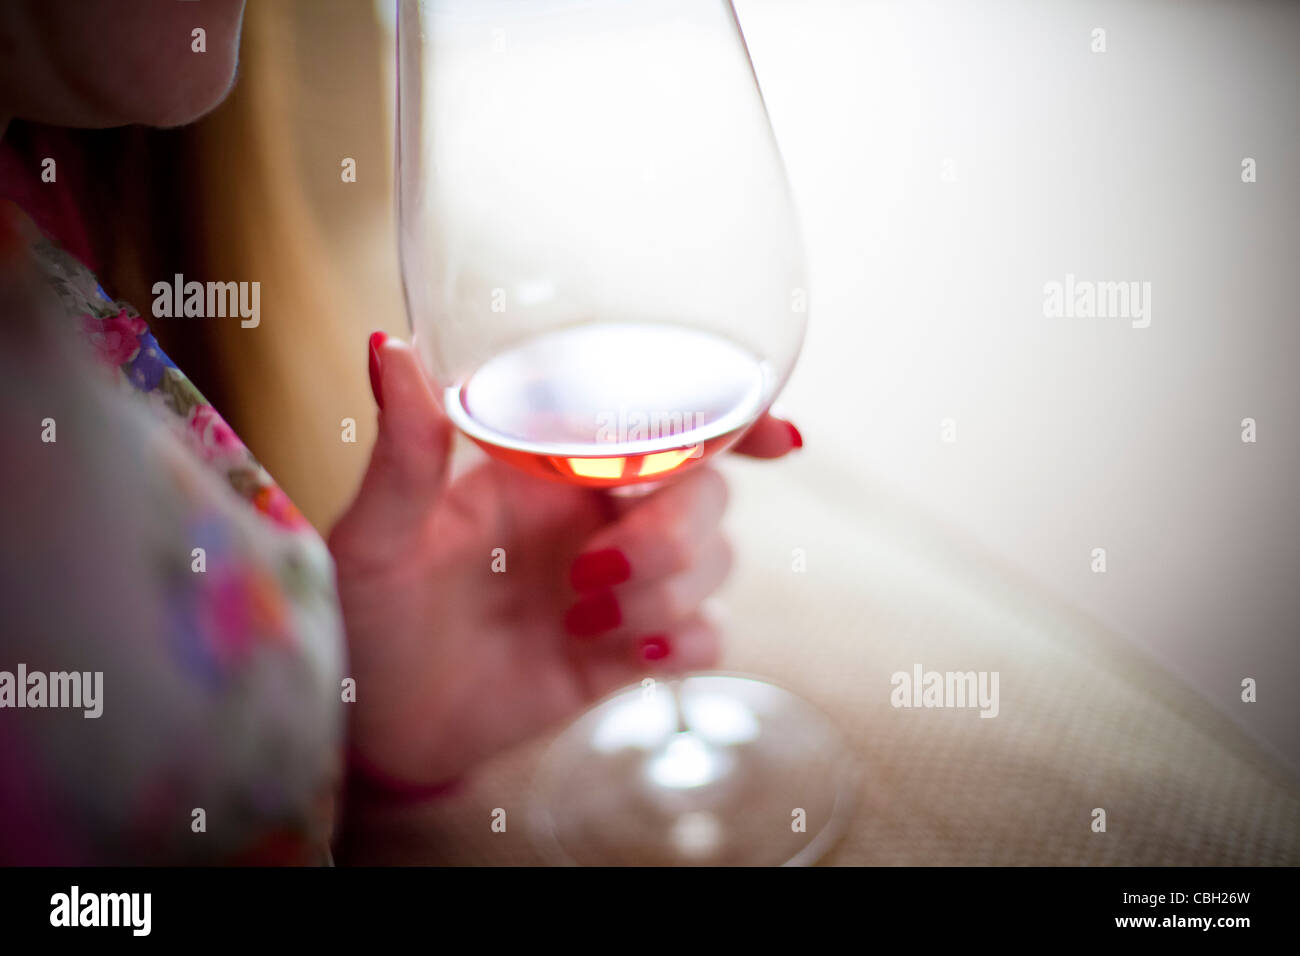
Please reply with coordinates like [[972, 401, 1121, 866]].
[[0, 0, 246, 129], [334, 339, 799, 787], [1, 1, 803, 792]]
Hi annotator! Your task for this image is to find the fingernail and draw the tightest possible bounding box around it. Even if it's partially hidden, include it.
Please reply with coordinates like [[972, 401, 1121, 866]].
[[564, 590, 621, 638], [636, 634, 672, 662], [570, 548, 631, 592], [786, 421, 803, 449], [368, 331, 388, 409]]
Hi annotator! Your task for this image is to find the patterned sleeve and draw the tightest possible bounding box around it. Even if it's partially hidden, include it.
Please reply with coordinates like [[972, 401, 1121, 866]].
[[0, 200, 345, 864]]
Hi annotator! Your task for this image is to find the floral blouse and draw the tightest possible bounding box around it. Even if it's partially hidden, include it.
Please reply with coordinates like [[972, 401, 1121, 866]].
[[0, 199, 344, 864]]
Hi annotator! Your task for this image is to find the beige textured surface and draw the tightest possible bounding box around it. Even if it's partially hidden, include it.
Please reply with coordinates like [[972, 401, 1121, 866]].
[[342, 452, 1300, 865]]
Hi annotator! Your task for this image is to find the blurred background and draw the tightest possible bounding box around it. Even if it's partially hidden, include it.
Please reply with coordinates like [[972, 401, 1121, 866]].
[[73, 0, 1297, 794]]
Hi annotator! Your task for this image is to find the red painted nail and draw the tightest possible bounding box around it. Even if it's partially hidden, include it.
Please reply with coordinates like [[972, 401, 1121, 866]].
[[786, 421, 803, 449], [637, 634, 671, 662], [570, 548, 631, 591], [368, 331, 388, 409], [564, 590, 621, 638]]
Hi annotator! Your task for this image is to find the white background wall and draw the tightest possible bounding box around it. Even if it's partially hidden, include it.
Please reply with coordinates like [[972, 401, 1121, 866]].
[[736, 0, 1299, 768]]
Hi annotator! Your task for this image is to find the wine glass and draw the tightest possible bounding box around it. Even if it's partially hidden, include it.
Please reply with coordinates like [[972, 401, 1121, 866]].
[[397, 0, 852, 865]]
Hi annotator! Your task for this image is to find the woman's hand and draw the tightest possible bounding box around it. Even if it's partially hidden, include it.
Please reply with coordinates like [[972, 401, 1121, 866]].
[[329, 334, 802, 790]]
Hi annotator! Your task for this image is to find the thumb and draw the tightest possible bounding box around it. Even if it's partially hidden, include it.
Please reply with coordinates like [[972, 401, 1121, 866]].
[[331, 332, 452, 560]]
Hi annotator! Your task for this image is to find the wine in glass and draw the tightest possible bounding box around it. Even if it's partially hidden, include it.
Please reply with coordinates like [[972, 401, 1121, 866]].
[[397, 0, 851, 865]]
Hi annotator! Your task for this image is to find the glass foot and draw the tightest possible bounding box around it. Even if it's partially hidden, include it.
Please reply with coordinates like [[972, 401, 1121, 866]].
[[527, 673, 855, 866]]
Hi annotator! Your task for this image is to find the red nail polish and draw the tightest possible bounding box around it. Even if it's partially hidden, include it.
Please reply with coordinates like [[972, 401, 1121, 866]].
[[637, 634, 671, 662], [369, 331, 388, 409], [564, 590, 621, 638], [786, 421, 803, 449], [570, 548, 631, 591]]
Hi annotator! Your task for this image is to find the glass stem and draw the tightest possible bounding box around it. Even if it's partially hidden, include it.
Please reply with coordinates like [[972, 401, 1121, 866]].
[[669, 678, 689, 734]]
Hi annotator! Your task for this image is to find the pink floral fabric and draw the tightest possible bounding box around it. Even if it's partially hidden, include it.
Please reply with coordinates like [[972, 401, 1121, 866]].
[[0, 199, 344, 864]]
